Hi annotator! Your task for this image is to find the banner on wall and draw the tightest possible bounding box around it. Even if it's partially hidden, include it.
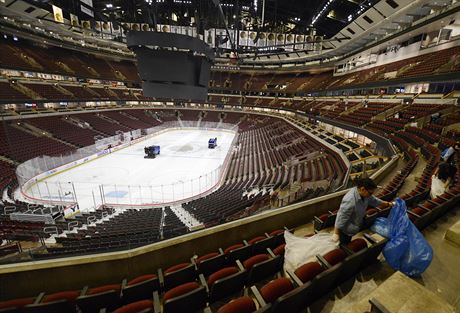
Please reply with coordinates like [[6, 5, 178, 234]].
[[70, 13, 80, 27], [52, 5, 64, 23]]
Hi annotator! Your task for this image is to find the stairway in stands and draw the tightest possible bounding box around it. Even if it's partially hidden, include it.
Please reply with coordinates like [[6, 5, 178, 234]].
[[169, 205, 204, 230]]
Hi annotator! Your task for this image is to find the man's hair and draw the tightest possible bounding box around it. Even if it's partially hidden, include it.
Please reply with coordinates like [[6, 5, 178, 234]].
[[355, 177, 378, 190], [438, 162, 453, 181]]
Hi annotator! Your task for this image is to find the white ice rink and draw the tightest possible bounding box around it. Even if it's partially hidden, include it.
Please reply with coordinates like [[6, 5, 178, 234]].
[[22, 129, 236, 210]]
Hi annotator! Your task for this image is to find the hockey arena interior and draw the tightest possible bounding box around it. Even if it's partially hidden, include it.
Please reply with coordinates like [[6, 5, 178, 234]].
[[0, 0, 460, 312]]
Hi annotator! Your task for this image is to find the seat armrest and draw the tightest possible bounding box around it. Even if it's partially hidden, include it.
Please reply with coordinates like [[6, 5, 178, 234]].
[[286, 269, 303, 287], [243, 240, 249, 245], [202, 306, 213, 313], [339, 244, 354, 255], [80, 286, 89, 296], [313, 216, 324, 224], [99, 308, 107, 313], [236, 259, 245, 271], [121, 279, 127, 289], [250, 285, 267, 307], [34, 292, 45, 304], [316, 254, 332, 269], [153, 291, 161, 313], [157, 268, 164, 287], [199, 273, 209, 293], [266, 248, 276, 258], [363, 232, 378, 244], [191, 256, 198, 266], [218, 248, 224, 254]]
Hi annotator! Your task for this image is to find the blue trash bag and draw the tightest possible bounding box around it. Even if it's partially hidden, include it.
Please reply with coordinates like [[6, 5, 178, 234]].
[[381, 198, 433, 277], [370, 217, 390, 238]]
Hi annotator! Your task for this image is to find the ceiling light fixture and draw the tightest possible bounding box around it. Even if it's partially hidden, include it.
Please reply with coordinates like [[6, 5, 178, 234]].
[[312, 0, 335, 25]]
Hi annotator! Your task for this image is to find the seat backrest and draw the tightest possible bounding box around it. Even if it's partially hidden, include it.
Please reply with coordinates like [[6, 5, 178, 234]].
[[339, 248, 368, 283], [312, 262, 343, 297], [77, 289, 120, 313], [346, 238, 368, 253], [363, 239, 388, 267], [217, 296, 256, 313], [209, 269, 247, 302], [112, 300, 154, 313], [226, 244, 252, 263], [259, 277, 294, 304], [294, 261, 324, 284], [163, 285, 207, 313], [163, 264, 197, 291], [251, 236, 277, 255], [247, 255, 282, 285], [122, 276, 160, 304], [196, 253, 228, 277], [268, 229, 285, 247], [0, 297, 35, 312], [271, 281, 315, 313], [23, 299, 77, 313], [322, 248, 347, 266]]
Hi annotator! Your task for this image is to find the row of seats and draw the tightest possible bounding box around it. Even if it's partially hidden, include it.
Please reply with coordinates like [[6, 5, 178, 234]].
[[210, 46, 460, 93], [313, 106, 459, 234], [35, 207, 187, 259], [0, 40, 139, 82], [218, 234, 386, 313], [0, 123, 73, 162], [0, 222, 391, 313], [0, 206, 113, 244], [26, 116, 102, 147], [0, 161, 15, 194], [0, 227, 287, 312]]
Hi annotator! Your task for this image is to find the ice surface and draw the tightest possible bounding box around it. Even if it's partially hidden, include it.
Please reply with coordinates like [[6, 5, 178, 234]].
[[22, 129, 235, 210]]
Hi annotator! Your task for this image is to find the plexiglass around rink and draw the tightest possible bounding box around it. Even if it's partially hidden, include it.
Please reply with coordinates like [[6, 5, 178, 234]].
[[16, 122, 237, 211]]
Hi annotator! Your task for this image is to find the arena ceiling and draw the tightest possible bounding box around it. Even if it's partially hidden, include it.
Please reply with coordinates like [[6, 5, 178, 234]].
[[35, 0, 380, 38], [3, 0, 454, 66]]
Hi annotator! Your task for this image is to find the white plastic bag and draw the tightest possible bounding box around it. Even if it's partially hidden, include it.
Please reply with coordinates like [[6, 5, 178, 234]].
[[430, 175, 445, 199], [283, 231, 337, 274]]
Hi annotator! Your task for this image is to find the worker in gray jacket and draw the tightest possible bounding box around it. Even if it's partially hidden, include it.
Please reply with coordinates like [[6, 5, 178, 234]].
[[332, 178, 393, 244]]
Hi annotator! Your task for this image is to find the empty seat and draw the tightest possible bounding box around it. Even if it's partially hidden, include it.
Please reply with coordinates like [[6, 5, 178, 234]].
[[76, 284, 121, 313], [293, 261, 324, 284], [163, 263, 196, 291], [257, 277, 294, 304], [194, 251, 228, 276], [205, 266, 247, 302], [163, 282, 207, 313], [243, 253, 282, 285], [122, 274, 160, 303]]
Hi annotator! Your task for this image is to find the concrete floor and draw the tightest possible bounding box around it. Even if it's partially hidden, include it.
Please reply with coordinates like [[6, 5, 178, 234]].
[[415, 205, 460, 311]]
